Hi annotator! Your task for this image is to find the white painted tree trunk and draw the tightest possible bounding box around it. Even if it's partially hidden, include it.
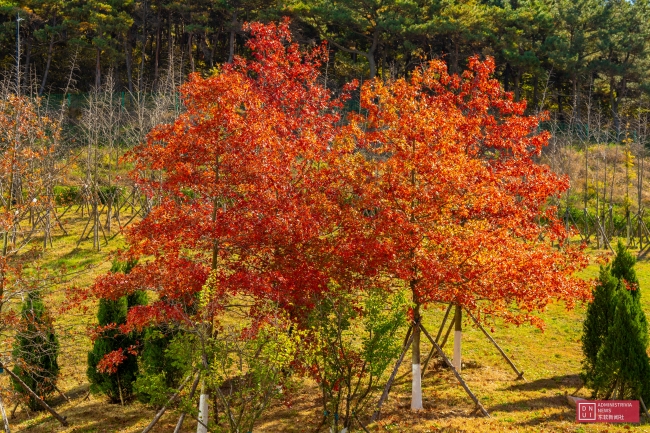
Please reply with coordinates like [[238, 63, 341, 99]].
[[411, 301, 423, 410], [411, 363, 423, 410], [453, 331, 462, 372], [453, 305, 462, 372], [197, 382, 209, 433]]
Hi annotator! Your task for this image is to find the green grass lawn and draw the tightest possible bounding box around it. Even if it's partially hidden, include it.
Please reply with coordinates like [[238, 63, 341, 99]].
[[7, 219, 650, 432]]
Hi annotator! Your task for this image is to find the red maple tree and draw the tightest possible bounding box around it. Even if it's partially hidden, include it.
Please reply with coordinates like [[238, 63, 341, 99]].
[[335, 56, 591, 409], [90, 20, 590, 417], [93, 19, 349, 332]]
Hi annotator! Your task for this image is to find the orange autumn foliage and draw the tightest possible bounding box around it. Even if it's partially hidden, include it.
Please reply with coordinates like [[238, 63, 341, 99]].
[[92, 21, 590, 346], [93, 19, 351, 329], [336, 56, 590, 326]]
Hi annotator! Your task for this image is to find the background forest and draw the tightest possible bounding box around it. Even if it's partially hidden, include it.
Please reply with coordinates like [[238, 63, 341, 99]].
[[0, 0, 649, 130]]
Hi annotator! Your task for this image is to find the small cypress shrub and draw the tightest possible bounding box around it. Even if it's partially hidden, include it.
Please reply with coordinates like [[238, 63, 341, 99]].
[[134, 327, 184, 405], [11, 291, 60, 410], [592, 288, 650, 400], [612, 240, 641, 299], [87, 260, 146, 404], [581, 265, 618, 387], [581, 241, 650, 401]]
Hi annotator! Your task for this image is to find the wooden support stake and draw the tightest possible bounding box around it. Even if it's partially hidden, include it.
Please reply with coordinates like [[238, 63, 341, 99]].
[[0, 362, 68, 426], [54, 385, 70, 403], [353, 411, 371, 433], [371, 325, 415, 422], [440, 311, 456, 350], [466, 310, 525, 381], [640, 396, 650, 422], [418, 323, 490, 418], [76, 215, 93, 247], [435, 304, 454, 342], [172, 371, 201, 433], [422, 304, 454, 378], [0, 392, 10, 433], [110, 206, 142, 240], [142, 372, 195, 433], [51, 209, 68, 236], [420, 345, 436, 379], [421, 309, 456, 377]]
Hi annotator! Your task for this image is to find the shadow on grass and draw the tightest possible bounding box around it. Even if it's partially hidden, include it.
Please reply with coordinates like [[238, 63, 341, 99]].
[[49, 383, 90, 406], [504, 374, 581, 392], [12, 392, 146, 433], [488, 395, 568, 413], [513, 408, 576, 427]]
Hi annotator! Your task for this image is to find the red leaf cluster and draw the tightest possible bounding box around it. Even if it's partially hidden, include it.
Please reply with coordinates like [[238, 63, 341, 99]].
[[96, 349, 127, 375]]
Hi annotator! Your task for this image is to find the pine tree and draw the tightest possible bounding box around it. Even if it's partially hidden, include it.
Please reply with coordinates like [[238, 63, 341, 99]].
[[87, 260, 146, 404], [581, 241, 650, 402], [11, 291, 60, 411], [612, 240, 641, 298], [610, 240, 648, 340], [592, 288, 650, 401], [581, 265, 618, 387]]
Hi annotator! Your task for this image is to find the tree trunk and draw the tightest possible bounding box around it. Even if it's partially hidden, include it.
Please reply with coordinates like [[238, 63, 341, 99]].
[[124, 36, 134, 93], [367, 53, 377, 80], [139, 0, 148, 89], [228, 11, 238, 64], [610, 75, 619, 140], [532, 74, 538, 109], [95, 48, 101, 88], [514, 69, 521, 101], [39, 33, 55, 96], [452, 38, 459, 74], [367, 28, 379, 79], [0, 391, 10, 433], [154, 1, 161, 89], [197, 381, 209, 433], [453, 304, 462, 372], [23, 36, 31, 81], [188, 32, 195, 73], [411, 296, 423, 410], [615, 78, 626, 141], [209, 33, 217, 68], [573, 74, 581, 122]]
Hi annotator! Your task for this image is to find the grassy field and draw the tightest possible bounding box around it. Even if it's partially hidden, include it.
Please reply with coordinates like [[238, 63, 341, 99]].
[[5, 207, 650, 433]]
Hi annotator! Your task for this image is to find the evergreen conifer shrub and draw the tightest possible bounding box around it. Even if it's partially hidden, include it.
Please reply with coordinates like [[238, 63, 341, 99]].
[[581, 241, 650, 402], [11, 291, 60, 410], [593, 288, 650, 400], [612, 241, 641, 299], [581, 266, 618, 388], [134, 327, 184, 405], [87, 260, 146, 404]]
